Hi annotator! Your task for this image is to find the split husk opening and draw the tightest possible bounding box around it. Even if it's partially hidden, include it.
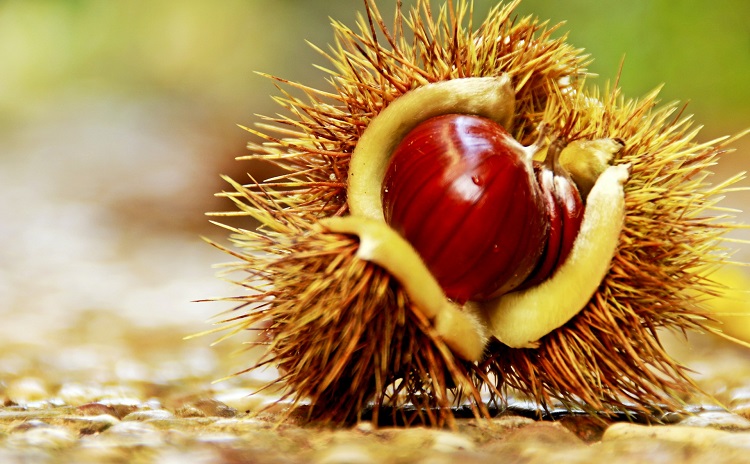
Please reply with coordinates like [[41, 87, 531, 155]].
[[203, 0, 747, 426]]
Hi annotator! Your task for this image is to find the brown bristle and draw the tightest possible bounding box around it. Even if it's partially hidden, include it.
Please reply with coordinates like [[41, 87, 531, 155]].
[[207, 189, 490, 426]]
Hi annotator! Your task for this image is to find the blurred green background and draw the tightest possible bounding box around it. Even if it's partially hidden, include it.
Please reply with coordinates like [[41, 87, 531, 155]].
[[0, 0, 747, 342], [2, 0, 747, 132]]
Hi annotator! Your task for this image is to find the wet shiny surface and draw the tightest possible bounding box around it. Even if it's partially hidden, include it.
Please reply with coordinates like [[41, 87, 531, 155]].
[[383, 115, 548, 302]]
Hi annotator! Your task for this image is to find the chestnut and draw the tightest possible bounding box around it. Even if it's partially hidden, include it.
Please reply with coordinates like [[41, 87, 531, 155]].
[[339, 76, 627, 358], [381, 114, 549, 303]]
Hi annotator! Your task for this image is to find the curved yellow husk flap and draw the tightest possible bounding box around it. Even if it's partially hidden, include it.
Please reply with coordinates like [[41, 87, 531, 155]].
[[322, 215, 490, 361], [480, 163, 629, 348], [348, 75, 514, 221], [206, 0, 747, 426]]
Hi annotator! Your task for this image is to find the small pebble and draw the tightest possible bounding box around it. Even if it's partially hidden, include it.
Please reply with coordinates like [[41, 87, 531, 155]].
[[430, 431, 475, 453], [729, 387, 750, 404], [10, 419, 49, 432], [0, 410, 62, 423], [57, 383, 105, 405], [143, 398, 163, 410], [76, 402, 118, 417], [66, 414, 120, 435], [728, 391, 750, 420], [502, 422, 584, 446], [380, 427, 476, 456], [315, 444, 376, 464], [57, 382, 145, 408], [175, 398, 237, 418], [732, 404, 750, 421], [5, 377, 49, 403], [153, 447, 224, 464], [488, 415, 536, 430], [213, 388, 280, 413], [602, 422, 735, 447], [98, 421, 164, 448], [355, 421, 375, 433], [480, 421, 585, 457], [677, 410, 750, 431], [110, 404, 139, 419], [193, 432, 241, 445], [7, 425, 76, 450], [557, 415, 609, 442], [122, 409, 174, 422]]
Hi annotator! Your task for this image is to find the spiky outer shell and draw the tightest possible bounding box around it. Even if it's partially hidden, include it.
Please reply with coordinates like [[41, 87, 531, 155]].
[[207, 0, 745, 425]]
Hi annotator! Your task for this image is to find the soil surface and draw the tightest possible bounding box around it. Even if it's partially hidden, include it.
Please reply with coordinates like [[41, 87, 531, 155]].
[[2, 323, 750, 463], [2, 93, 750, 464]]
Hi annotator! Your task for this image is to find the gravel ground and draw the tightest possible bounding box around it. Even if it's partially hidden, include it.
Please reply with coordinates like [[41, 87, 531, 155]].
[[3, 334, 750, 464], [2, 91, 750, 463]]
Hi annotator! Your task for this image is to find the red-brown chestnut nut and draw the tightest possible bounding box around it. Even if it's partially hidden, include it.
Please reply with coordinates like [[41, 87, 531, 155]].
[[381, 114, 549, 303], [522, 140, 584, 288]]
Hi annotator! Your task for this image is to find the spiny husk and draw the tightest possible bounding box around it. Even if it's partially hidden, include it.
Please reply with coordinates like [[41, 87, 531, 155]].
[[208, 179, 493, 427], [207, 0, 746, 425], [488, 82, 746, 416]]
